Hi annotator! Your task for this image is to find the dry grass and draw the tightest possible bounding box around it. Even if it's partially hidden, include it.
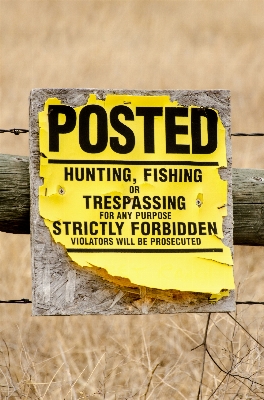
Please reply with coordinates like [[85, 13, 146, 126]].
[[1, 0, 264, 398]]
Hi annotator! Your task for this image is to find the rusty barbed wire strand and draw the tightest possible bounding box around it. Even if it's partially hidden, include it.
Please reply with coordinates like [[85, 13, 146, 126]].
[[1, 299, 264, 305], [1, 129, 264, 136], [1, 300, 264, 305], [236, 301, 264, 305], [0, 128, 29, 135], [231, 133, 264, 136], [0, 299, 31, 304]]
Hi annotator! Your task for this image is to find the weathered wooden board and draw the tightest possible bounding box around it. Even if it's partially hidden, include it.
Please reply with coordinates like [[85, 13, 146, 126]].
[[28, 89, 234, 315], [233, 169, 264, 245], [0, 154, 30, 234]]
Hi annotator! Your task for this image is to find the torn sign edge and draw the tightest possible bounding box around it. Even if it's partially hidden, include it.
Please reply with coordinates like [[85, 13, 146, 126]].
[[38, 95, 233, 294], [29, 88, 235, 315]]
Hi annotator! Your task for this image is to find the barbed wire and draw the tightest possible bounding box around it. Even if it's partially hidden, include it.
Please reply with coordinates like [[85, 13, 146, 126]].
[[0, 299, 263, 305], [1, 129, 264, 137], [0, 299, 31, 304], [231, 133, 264, 136], [0, 128, 29, 135]]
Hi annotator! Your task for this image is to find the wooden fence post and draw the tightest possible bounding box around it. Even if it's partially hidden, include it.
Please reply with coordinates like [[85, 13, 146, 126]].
[[0, 154, 29, 234], [1, 153, 264, 246]]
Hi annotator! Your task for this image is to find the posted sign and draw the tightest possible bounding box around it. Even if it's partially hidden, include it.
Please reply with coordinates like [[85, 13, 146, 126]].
[[30, 89, 235, 315]]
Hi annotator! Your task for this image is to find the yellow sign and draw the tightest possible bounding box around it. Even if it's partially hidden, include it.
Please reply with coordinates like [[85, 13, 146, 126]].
[[38, 94, 234, 295]]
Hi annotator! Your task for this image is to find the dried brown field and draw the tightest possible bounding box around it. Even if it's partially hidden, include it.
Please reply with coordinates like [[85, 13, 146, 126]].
[[1, 0, 264, 398]]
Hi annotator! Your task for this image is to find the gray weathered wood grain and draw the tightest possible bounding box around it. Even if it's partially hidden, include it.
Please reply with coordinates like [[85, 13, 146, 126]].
[[233, 168, 264, 245], [0, 154, 29, 234]]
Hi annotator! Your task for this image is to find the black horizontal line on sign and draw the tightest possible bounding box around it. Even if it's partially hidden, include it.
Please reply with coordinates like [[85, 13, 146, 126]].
[[48, 160, 219, 166], [66, 248, 223, 253]]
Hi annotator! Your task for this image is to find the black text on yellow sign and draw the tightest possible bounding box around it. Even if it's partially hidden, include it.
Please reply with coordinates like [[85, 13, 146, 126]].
[[38, 94, 234, 294], [48, 103, 218, 155]]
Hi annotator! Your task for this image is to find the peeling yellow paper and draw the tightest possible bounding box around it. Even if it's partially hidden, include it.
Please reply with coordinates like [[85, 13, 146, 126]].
[[38, 94, 234, 295]]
